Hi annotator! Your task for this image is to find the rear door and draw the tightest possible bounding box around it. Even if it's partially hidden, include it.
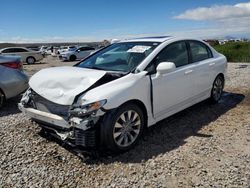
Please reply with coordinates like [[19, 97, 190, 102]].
[[188, 41, 215, 96], [148, 41, 195, 118], [78, 47, 94, 59]]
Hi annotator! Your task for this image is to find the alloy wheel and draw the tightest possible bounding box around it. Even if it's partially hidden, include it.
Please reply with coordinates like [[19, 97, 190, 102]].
[[212, 76, 223, 101], [27, 57, 35, 64], [113, 110, 141, 147]]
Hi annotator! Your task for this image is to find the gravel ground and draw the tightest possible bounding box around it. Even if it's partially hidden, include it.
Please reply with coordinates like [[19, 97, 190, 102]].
[[0, 57, 249, 188]]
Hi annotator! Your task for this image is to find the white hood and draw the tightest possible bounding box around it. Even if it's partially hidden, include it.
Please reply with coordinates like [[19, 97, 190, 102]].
[[29, 66, 106, 105]]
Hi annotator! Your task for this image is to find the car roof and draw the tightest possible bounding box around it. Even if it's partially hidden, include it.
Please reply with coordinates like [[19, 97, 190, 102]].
[[120, 36, 175, 43], [1, 47, 29, 50]]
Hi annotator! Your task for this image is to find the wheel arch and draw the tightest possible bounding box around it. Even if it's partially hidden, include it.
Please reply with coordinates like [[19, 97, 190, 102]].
[[117, 99, 148, 128], [70, 54, 77, 61], [26, 56, 36, 63], [216, 73, 225, 87]]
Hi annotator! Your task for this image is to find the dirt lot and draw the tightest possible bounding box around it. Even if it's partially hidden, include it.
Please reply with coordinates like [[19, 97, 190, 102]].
[[0, 56, 249, 187]]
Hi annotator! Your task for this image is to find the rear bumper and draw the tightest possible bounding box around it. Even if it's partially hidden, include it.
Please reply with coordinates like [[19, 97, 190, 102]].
[[58, 55, 68, 61]]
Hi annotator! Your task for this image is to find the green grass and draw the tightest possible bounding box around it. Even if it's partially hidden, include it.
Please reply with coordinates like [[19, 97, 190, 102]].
[[213, 42, 250, 62]]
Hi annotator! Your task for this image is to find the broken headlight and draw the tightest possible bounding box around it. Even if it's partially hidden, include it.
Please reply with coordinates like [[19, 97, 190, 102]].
[[21, 88, 32, 105], [70, 99, 107, 116]]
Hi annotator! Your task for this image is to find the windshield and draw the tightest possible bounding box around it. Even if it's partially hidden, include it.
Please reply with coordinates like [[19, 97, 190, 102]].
[[76, 42, 159, 72]]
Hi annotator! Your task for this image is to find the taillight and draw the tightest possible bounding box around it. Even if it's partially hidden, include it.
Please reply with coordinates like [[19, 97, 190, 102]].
[[1, 61, 23, 70]]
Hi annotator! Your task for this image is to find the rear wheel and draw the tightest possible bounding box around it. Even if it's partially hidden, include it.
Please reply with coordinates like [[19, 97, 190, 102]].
[[69, 55, 76, 61], [0, 90, 5, 108], [101, 103, 144, 153], [210, 75, 224, 103], [26, 56, 36, 64]]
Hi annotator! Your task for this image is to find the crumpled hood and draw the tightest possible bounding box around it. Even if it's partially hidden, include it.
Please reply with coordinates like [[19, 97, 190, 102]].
[[29, 66, 106, 105]]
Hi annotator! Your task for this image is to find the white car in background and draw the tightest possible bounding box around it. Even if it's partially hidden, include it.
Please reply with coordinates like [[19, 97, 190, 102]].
[[0, 47, 43, 64], [19, 36, 227, 152], [57, 46, 77, 55], [59, 46, 95, 61]]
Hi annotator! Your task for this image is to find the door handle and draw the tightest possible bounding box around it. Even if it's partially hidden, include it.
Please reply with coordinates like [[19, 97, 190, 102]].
[[209, 62, 215, 66], [185, 70, 193, 75]]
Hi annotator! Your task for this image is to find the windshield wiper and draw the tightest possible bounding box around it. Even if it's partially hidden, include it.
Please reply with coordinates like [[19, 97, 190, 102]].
[[90, 66, 106, 71], [82, 66, 127, 73]]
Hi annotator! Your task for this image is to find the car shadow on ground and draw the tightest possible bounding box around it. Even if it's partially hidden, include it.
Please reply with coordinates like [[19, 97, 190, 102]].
[[0, 96, 21, 117], [39, 91, 245, 164], [24, 62, 47, 66]]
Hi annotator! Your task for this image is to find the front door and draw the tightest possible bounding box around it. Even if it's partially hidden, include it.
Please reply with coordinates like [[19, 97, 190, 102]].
[[150, 41, 195, 119]]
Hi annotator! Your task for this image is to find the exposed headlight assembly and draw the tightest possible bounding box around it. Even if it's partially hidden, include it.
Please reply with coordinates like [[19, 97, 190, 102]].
[[21, 88, 32, 105], [70, 99, 107, 116]]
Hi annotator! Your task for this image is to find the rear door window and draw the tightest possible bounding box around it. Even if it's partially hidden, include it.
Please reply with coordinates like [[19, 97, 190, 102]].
[[189, 41, 212, 62], [79, 47, 95, 51], [14, 48, 28, 52], [2, 48, 14, 53]]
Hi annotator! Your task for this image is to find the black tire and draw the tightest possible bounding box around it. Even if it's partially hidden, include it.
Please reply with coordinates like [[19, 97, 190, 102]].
[[100, 103, 145, 153], [0, 90, 5, 108], [26, 56, 36, 64], [210, 75, 224, 103], [69, 55, 76, 61]]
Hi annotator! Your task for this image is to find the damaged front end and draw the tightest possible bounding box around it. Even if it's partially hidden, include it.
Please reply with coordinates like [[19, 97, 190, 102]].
[[19, 88, 107, 148]]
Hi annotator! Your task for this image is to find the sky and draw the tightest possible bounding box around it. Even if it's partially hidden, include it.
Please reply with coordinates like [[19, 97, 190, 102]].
[[1, 0, 250, 43]]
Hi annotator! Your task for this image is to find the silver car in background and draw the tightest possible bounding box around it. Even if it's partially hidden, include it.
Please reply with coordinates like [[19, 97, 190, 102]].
[[0, 55, 29, 108], [0, 47, 43, 64]]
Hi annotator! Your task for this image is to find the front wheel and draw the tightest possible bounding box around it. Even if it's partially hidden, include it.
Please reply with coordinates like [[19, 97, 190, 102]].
[[210, 75, 224, 103], [69, 55, 76, 61], [26, 56, 36, 64], [100, 103, 145, 153]]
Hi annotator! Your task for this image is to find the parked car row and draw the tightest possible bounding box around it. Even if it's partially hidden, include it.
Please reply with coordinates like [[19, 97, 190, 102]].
[[0, 44, 96, 107]]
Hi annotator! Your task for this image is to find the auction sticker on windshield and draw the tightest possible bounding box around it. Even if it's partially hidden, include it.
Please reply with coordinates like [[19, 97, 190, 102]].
[[127, 45, 151, 53]]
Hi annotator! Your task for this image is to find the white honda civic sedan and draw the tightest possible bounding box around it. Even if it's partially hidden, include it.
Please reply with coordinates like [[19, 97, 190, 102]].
[[19, 36, 227, 152]]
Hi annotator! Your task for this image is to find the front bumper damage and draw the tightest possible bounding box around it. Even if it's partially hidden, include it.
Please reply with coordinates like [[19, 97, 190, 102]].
[[18, 91, 105, 148]]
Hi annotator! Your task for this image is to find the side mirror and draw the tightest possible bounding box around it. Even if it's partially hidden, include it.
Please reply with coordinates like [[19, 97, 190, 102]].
[[156, 62, 176, 75]]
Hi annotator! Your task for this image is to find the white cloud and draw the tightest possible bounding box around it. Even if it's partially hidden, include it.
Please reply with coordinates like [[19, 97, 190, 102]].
[[0, 36, 102, 43], [0, 32, 160, 43], [167, 26, 250, 39], [174, 2, 250, 20], [173, 2, 250, 38], [2, 2, 250, 44]]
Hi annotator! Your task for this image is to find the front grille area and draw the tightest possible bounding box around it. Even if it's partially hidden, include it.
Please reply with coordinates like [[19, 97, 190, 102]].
[[30, 91, 70, 118], [74, 128, 96, 147]]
